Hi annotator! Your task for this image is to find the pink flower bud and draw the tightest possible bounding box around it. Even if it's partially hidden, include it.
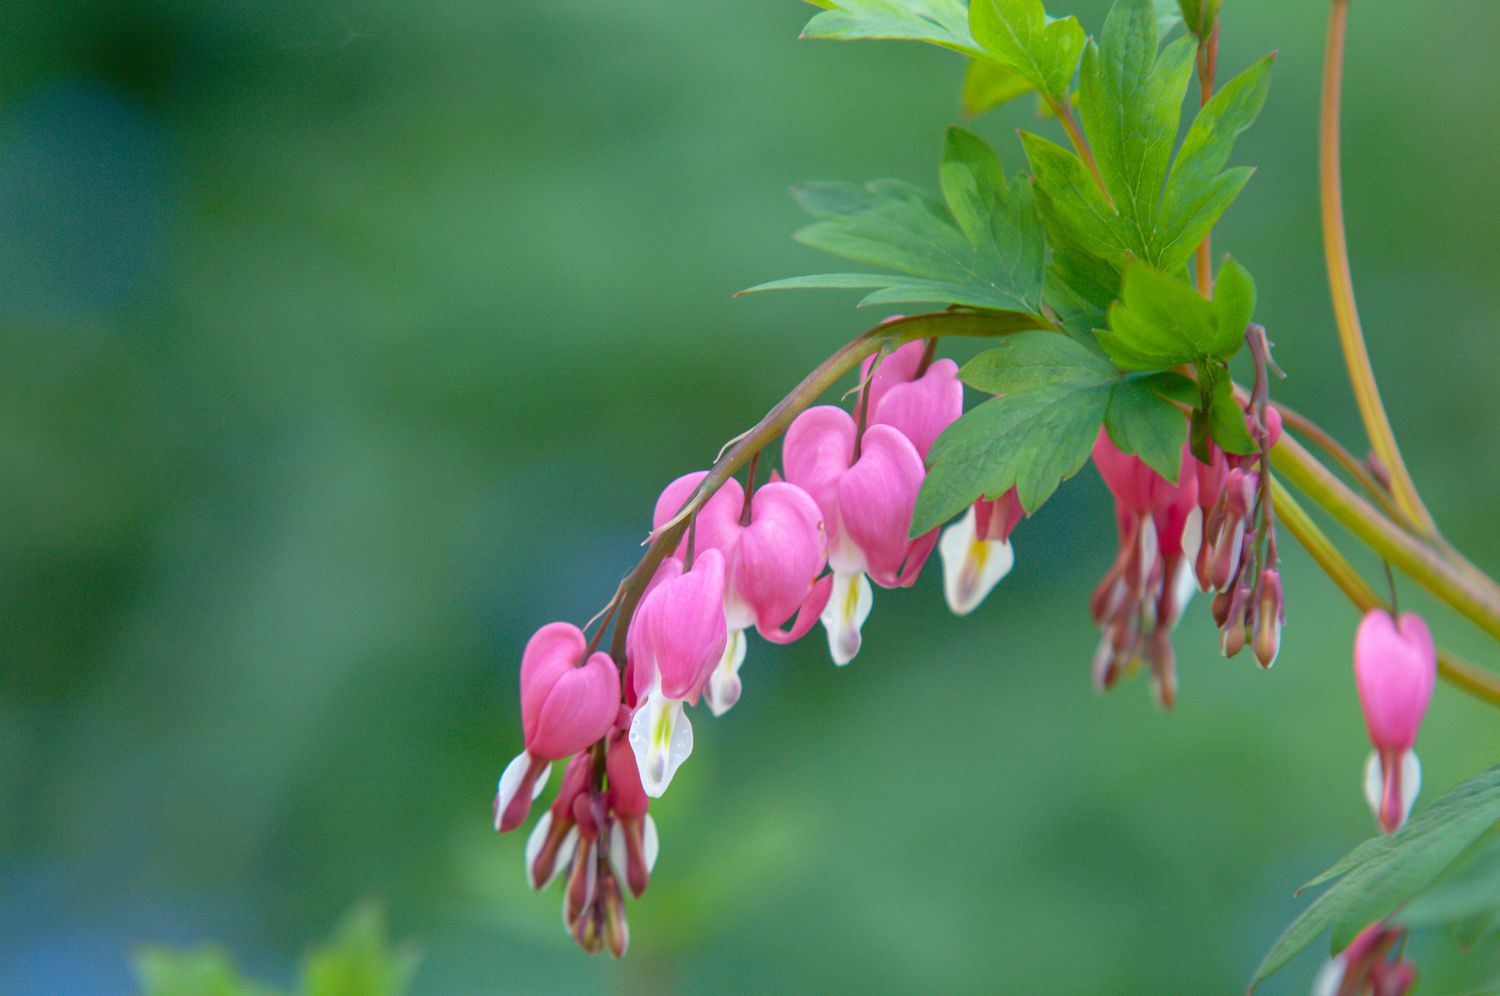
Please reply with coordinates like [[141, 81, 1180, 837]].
[[524, 753, 593, 889], [863, 344, 963, 461], [606, 736, 658, 897], [1354, 609, 1435, 833], [1355, 610, 1435, 753], [1252, 568, 1283, 668], [520, 623, 622, 760], [725, 482, 830, 641]]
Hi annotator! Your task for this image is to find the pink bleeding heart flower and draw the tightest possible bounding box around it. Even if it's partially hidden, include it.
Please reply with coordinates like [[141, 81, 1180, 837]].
[[1089, 430, 1199, 708], [605, 734, 659, 898], [1354, 609, 1436, 833], [860, 341, 964, 462], [939, 489, 1025, 616], [1311, 922, 1416, 996], [524, 752, 593, 890], [494, 622, 621, 834], [650, 473, 831, 716], [626, 549, 728, 796], [783, 406, 935, 666]]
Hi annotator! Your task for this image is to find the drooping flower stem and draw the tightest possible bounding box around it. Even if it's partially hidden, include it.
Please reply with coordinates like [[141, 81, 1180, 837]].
[[1320, 0, 1437, 537], [1273, 402, 1411, 529], [1193, 15, 1220, 295], [605, 309, 1046, 664], [1272, 434, 1500, 643], [1271, 480, 1500, 707]]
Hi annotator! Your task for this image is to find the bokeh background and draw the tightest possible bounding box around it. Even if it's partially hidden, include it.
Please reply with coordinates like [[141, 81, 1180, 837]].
[[4, 1, 1500, 992]]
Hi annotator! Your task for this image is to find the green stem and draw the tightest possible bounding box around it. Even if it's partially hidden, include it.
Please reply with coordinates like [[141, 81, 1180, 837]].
[[1272, 433, 1500, 642], [1271, 480, 1500, 707], [1320, 0, 1437, 536], [607, 309, 1045, 662]]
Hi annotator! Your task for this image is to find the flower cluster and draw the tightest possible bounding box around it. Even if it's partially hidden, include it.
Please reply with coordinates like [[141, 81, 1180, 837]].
[[491, 340, 998, 954], [1088, 404, 1283, 708]]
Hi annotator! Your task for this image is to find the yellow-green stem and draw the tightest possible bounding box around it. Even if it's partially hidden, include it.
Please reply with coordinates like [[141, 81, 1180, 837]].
[[1272, 433, 1500, 642], [1320, 0, 1437, 536], [1271, 480, 1500, 707]]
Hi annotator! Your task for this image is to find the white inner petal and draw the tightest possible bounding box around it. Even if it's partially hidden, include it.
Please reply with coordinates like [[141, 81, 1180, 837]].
[[820, 569, 873, 666], [705, 627, 748, 717], [525, 810, 553, 888], [642, 813, 660, 876], [1363, 749, 1423, 831], [628, 684, 695, 798], [495, 750, 547, 829], [939, 507, 1014, 617]]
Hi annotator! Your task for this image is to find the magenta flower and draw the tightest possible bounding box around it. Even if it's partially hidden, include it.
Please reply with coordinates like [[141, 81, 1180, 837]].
[[626, 549, 729, 796], [494, 622, 621, 833], [1311, 921, 1416, 996], [939, 490, 1025, 616], [783, 406, 935, 665], [1354, 609, 1436, 832], [860, 340, 964, 462], [651, 472, 830, 715], [1089, 431, 1200, 707]]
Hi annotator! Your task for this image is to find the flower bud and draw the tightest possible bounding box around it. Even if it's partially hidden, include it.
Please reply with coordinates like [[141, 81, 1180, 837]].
[[1354, 609, 1436, 833], [1252, 569, 1283, 668]]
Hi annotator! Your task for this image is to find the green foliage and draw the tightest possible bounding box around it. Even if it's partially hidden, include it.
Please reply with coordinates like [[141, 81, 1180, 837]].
[[1176, 0, 1221, 38], [914, 330, 1190, 532], [968, 0, 1086, 104], [961, 58, 1034, 116], [800, 0, 980, 53], [1078, 1, 1197, 252], [743, 130, 1045, 315], [1252, 763, 1500, 989], [134, 904, 419, 996], [1098, 259, 1249, 370]]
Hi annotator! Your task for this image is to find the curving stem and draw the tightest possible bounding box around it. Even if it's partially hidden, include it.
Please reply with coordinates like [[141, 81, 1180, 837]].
[[605, 309, 1046, 663], [1320, 0, 1438, 537]]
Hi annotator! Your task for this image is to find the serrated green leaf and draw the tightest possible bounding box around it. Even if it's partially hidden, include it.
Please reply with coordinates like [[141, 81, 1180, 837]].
[[959, 328, 1116, 393], [1155, 54, 1274, 267], [1078, 0, 1196, 250], [961, 57, 1034, 116], [969, 0, 1086, 101], [1098, 261, 1226, 369], [1177, 0, 1221, 38], [1105, 373, 1190, 480], [940, 127, 1046, 305], [301, 904, 420, 996], [751, 135, 1048, 316], [1021, 131, 1131, 264], [801, 0, 980, 53], [918, 330, 1111, 530], [1252, 763, 1500, 989]]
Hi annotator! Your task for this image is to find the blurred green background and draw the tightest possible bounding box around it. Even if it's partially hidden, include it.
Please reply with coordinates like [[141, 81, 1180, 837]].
[[3, 1, 1500, 992]]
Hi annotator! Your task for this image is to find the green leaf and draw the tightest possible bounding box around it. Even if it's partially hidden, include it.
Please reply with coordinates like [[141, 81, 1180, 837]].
[[1204, 362, 1254, 454], [747, 133, 1048, 315], [1154, 0, 1184, 37], [1097, 261, 1244, 370], [801, 0, 979, 53], [134, 946, 281, 996], [939, 127, 1046, 304], [1105, 372, 1191, 480], [1155, 54, 1275, 268], [1021, 131, 1131, 264], [1212, 255, 1256, 341], [1396, 828, 1500, 930], [961, 58, 1034, 116], [1176, 0, 1221, 37], [916, 331, 1111, 530], [960, 327, 1117, 393], [301, 904, 421, 996], [1252, 763, 1500, 989], [1077, 0, 1197, 250], [968, 0, 1086, 102]]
